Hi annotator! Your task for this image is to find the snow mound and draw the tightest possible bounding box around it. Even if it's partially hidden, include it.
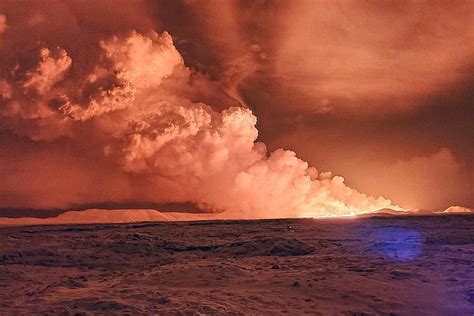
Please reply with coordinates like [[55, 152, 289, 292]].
[[440, 206, 473, 214], [0, 209, 175, 226], [55, 209, 176, 223]]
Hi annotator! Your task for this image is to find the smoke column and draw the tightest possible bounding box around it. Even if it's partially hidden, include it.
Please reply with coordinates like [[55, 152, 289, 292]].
[[0, 10, 403, 218]]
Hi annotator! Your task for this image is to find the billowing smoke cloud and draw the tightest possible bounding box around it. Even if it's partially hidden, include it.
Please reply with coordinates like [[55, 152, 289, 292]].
[[167, 0, 473, 210], [0, 9, 401, 218]]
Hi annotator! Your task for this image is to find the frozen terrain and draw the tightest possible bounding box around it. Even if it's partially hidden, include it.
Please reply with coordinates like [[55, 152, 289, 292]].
[[0, 215, 473, 315]]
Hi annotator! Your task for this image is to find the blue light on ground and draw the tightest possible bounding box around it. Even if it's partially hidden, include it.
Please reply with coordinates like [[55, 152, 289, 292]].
[[374, 227, 423, 262]]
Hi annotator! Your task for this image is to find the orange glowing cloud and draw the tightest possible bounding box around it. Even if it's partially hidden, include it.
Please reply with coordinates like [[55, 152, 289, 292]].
[[1, 1, 471, 220], [273, 1, 474, 113], [0, 23, 402, 218], [177, 1, 474, 115], [0, 14, 6, 33]]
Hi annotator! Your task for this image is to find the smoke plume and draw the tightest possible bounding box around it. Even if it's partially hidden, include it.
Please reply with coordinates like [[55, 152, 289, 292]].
[[0, 4, 404, 218]]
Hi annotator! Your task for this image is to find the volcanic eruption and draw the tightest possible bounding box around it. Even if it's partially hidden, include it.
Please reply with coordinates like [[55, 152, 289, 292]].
[[1, 2, 473, 315], [0, 22, 402, 218], [1, 1, 472, 220]]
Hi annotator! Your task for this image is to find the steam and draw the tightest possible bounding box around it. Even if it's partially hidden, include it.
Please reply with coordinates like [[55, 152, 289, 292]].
[[0, 14, 403, 218]]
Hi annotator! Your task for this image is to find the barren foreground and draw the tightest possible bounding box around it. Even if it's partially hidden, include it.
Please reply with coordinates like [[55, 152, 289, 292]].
[[0, 215, 473, 315]]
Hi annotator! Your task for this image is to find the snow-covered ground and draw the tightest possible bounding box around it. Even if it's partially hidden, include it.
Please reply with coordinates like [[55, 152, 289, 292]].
[[0, 214, 473, 314]]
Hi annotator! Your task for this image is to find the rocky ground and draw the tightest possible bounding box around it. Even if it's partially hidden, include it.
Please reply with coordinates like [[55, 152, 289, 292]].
[[0, 215, 473, 315]]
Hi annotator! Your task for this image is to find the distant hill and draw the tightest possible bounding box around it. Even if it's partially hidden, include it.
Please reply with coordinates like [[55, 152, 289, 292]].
[[373, 208, 409, 216], [0, 208, 238, 227], [1, 206, 472, 227], [0, 209, 173, 226], [356, 206, 474, 218], [438, 206, 473, 214]]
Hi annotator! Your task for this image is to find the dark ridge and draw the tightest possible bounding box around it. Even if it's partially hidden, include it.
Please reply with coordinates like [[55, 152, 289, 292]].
[[0, 209, 64, 219]]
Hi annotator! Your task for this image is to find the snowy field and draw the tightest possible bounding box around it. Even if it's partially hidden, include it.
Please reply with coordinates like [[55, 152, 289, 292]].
[[0, 215, 473, 315]]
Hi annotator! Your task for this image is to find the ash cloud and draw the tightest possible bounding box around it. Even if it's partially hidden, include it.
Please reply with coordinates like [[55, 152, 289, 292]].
[[0, 3, 402, 218], [155, 0, 473, 210]]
